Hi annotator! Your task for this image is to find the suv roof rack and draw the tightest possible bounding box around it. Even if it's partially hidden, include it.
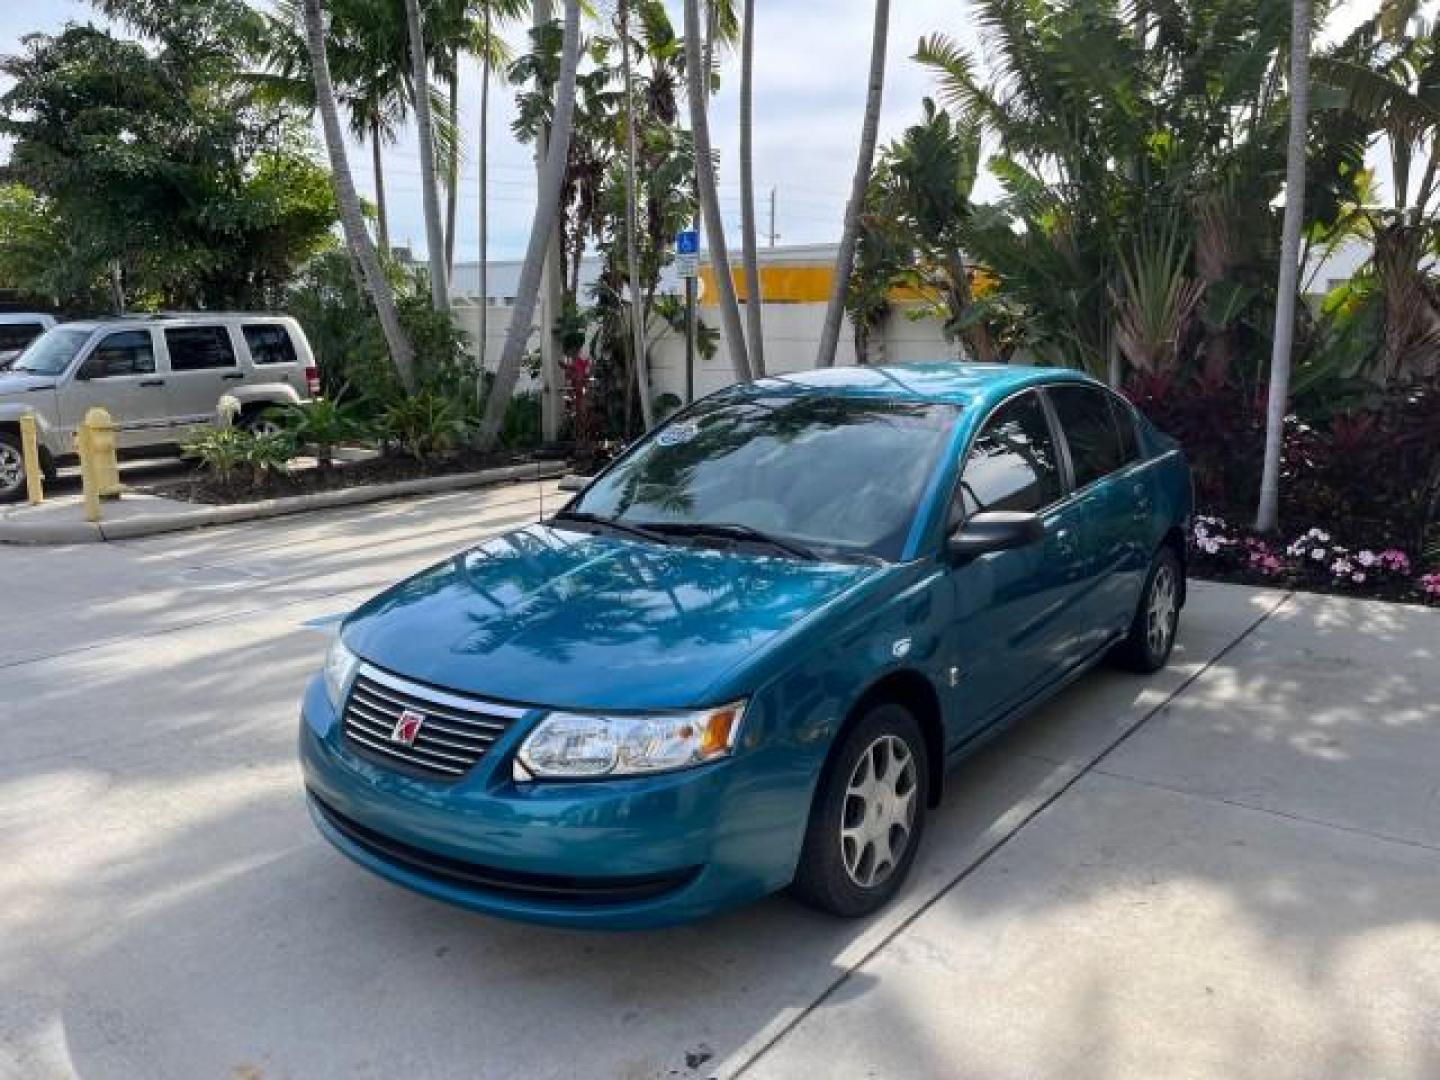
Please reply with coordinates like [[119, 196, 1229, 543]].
[[111, 311, 290, 321]]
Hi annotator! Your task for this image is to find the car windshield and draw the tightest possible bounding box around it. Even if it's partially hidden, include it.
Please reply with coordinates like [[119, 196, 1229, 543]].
[[12, 328, 90, 376], [573, 394, 960, 560]]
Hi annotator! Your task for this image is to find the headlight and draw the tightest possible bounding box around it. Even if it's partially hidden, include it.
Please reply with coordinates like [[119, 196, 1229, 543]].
[[323, 638, 360, 710], [515, 701, 747, 780]]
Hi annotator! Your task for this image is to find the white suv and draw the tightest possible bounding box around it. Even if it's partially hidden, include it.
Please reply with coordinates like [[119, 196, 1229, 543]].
[[0, 314, 318, 500]]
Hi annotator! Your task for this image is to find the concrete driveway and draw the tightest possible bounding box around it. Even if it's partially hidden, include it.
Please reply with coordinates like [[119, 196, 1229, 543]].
[[1, 480, 1436, 1080]]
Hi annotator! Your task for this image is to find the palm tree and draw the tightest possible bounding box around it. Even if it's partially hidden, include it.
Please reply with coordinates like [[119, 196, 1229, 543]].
[[476, 0, 582, 449], [403, 0, 452, 311], [818, 0, 890, 368], [301, 0, 417, 392], [685, 0, 751, 382], [738, 0, 764, 375], [619, 0, 656, 430], [1257, 0, 1312, 533]]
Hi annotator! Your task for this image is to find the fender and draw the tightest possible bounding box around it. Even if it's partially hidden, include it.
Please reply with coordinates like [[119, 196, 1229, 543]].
[[0, 398, 65, 457], [224, 382, 304, 413]]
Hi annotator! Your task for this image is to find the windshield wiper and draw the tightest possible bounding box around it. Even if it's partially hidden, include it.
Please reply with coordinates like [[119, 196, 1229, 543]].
[[549, 509, 672, 546], [635, 521, 822, 561]]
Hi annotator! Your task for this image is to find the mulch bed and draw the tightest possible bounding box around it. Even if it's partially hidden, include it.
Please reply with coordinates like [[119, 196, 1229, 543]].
[[136, 448, 568, 506]]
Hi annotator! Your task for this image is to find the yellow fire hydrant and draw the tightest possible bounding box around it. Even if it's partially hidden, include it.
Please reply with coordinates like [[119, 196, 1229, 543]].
[[75, 407, 123, 523], [18, 412, 44, 505]]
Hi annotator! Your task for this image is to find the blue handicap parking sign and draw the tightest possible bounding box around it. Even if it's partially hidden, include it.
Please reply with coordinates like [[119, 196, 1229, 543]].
[[676, 229, 699, 255]]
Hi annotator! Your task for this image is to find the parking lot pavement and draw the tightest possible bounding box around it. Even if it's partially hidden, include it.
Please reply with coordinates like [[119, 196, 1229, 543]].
[[1, 489, 1436, 1080]]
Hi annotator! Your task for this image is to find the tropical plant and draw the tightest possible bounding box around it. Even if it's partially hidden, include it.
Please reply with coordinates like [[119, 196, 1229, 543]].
[[0, 25, 338, 311], [381, 390, 470, 461], [183, 427, 296, 490], [281, 394, 371, 471], [300, 0, 418, 392], [818, 0, 891, 368], [684, 0, 750, 382], [618, 0, 656, 430], [1257, 0, 1313, 533], [476, 0, 582, 450], [737, 0, 764, 373]]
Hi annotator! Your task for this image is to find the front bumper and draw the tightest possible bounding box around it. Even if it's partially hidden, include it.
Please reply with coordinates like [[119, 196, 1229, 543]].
[[299, 676, 811, 929]]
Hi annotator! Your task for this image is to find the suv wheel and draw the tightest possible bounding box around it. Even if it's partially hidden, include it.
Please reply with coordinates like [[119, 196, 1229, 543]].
[[1113, 546, 1182, 672], [239, 409, 285, 438], [791, 703, 929, 917], [0, 431, 27, 503]]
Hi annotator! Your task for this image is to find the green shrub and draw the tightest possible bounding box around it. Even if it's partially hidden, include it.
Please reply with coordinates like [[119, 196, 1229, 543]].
[[184, 427, 296, 490], [380, 391, 469, 463], [281, 394, 372, 471]]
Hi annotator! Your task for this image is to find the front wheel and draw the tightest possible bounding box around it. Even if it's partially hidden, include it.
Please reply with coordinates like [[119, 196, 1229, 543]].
[[791, 703, 929, 918], [1113, 546, 1182, 672], [0, 431, 28, 503]]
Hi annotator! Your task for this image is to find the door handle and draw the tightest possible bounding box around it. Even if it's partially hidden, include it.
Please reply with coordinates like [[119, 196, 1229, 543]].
[[139, 379, 166, 387], [1055, 527, 1076, 556], [221, 372, 244, 381]]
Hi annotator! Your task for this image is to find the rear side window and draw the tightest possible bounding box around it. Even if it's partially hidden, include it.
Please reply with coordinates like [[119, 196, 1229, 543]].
[[243, 324, 299, 365], [1049, 385, 1124, 488], [958, 392, 1063, 517], [86, 331, 156, 377], [165, 326, 237, 371], [0, 322, 46, 351]]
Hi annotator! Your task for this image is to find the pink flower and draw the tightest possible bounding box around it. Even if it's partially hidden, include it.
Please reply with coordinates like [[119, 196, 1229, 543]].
[[1352, 572, 1365, 584], [1357, 550, 1377, 568]]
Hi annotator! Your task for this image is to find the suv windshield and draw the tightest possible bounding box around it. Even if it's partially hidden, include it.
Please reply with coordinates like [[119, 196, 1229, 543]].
[[573, 394, 960, 560], [12, 328, 90, 376]]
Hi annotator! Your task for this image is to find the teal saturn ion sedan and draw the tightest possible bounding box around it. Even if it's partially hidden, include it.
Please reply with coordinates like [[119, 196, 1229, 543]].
[[301, 364, 1192, 928]]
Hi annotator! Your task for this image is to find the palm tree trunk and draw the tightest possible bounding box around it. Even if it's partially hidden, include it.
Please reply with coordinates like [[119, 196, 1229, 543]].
[[370, 117, 390, 254], [303, 0, 416, 393], [817, 0, 890, 368], [1256, 0, 1311, 533], [477, 6, 491, 408], [476, 0, 583, 450], [738, 0, 765, 376], [685, 0, 751, 383], [403, 0, 451, 312], [619, 0, 656, 430], [445, 55, 459, 274]]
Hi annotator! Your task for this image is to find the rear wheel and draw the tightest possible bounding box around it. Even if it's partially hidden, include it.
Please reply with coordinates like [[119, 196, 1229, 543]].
[[791, 703, 929, 917], [239, 408, 285, 438], [1113, 546, 1182, 672], [0, 431, 27, 503]]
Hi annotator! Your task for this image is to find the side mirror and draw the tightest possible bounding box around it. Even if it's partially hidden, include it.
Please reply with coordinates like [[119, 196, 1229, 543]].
[[947, 510, 1045, 560], [557, 474, 593, 493]]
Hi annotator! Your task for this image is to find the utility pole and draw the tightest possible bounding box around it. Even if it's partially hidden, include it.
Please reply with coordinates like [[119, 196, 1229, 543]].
[[768, 187, 778, 248]]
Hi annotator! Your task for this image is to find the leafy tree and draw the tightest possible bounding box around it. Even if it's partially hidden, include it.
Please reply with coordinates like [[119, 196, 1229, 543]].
[[0, 24, 338, 310]]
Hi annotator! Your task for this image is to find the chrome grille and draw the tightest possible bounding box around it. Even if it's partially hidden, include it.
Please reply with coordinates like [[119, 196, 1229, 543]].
[[342, 663, 527, 780]]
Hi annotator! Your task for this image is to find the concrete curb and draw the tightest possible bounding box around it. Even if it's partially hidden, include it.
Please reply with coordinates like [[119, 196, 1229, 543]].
[[0, 462, 566, 546]]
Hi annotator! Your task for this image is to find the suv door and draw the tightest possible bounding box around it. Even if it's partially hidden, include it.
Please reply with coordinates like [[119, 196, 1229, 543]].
[[161, 324, 245, 436], [1044, 383, 1147, 646], [60, 329, 170, 449], [939, 390, 1091, 741]]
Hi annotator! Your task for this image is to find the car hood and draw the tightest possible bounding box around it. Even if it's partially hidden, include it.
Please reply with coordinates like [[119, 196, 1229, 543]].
[[0, 373, 56, 398], [342, 523, 879, 710]]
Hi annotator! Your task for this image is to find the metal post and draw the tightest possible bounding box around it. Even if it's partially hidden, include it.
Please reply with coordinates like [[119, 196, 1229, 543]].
[[769, 187, 777, 248], [19, 412, 43, 505], [685, 276, 697, 405]]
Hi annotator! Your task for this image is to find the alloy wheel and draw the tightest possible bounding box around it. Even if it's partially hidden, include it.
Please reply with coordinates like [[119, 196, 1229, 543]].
[[0, 442, 24, 495], [1146, 563, 1178, 658], [840, 734, 918, 889]]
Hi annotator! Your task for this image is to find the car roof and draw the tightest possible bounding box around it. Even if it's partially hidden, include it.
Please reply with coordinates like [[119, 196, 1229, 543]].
[[56, 313, 293, 332], [736, 362, 1098, 407], [0, 312, 54, 323]]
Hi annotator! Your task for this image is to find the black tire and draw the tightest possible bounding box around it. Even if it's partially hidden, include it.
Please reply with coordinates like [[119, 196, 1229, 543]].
[[0, 430, 28, 503], [1112, 546, 1183, 673], [239, 408, 285, 438], [791, 703, 929, 918]]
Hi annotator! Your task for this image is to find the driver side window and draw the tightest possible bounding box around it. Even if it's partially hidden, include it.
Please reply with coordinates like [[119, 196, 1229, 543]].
[[956, 392, 1062, 520], [83, 331, 156, 379]]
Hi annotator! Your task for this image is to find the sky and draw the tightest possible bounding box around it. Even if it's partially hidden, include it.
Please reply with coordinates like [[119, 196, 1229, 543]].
[[0, 0, 1388, 266]]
